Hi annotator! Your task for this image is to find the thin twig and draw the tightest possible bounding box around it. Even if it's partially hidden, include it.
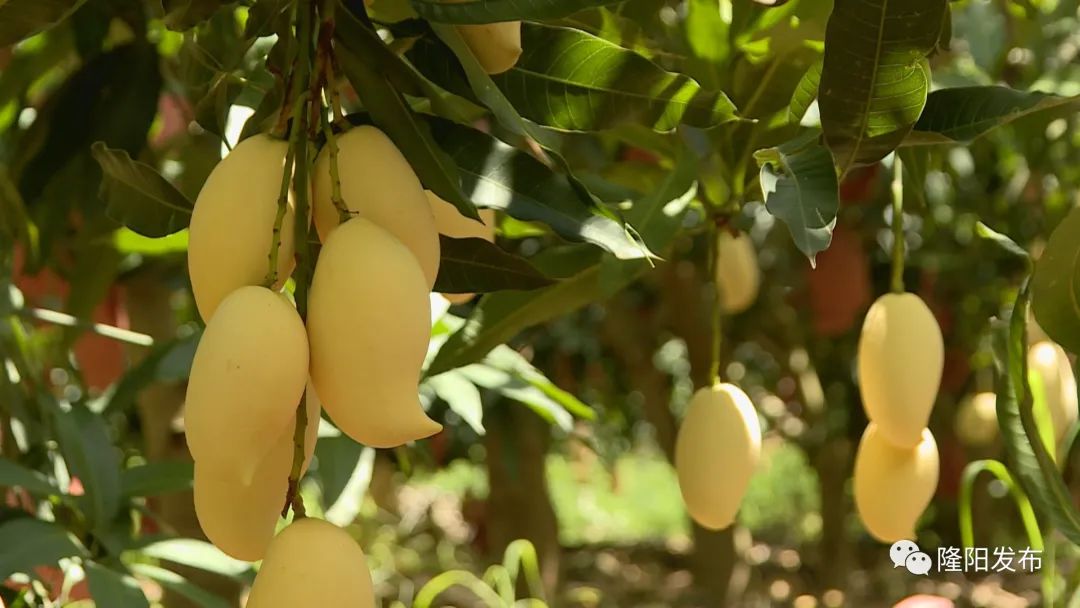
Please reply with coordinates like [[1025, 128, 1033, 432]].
[[16, 307, 154, 347], [707, 217, 723, 386], [890, 155, 905, 294]]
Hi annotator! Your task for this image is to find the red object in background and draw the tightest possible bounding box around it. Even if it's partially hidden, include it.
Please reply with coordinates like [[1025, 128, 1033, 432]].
[[893, 595, 954, 608], [808, 224, 871, 337], [620, 146, 660, 166], [153, 93, 193, 148], [936, 436, 965, 500], [839, 163, 881, 205], [12, 248, 128, 392]]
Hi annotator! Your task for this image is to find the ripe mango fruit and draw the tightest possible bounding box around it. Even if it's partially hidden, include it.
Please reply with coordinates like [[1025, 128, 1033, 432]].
[[857, 293, 944, 448], [1028, 340, 1078, 442], [307, 218, 441, 448], [715, 232, 760, 314], [955, 392, 997, 447], [184, 286, 309, 484], [188, 134, 295, 321], [246, 518, 375, 608], [312, 126, 440, 288], [457, 20, 522, 75], [194, 389, 320, 561], [854, 423, 939, 542], [675, 383, 761, 530], [428, 190, 496, 304]]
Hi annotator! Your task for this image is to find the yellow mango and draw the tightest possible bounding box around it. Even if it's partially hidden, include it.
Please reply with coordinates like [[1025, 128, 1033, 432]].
[[194, 390, 320, 561], [428, 190, 497, 304], [854, 423, 939, 543], [188, 134, 295, 321], [955, 392, 997, 447], [674, 383, 761, 530], [857, 293, 943, 448], [457, 20, 521, 75], [246, 518, 375, 608], [1028, 341, 1078, 442], [307, 218, 442, 448], [184, 286, 309, 484], [312, 126, 440, 288], [715, 232, 760, 314]]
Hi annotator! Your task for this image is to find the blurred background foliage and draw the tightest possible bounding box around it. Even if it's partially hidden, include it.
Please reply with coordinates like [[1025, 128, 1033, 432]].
[[0, 0, 1079, 606]]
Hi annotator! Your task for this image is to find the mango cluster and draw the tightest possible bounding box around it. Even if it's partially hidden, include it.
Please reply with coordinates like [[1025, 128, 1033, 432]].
[[183, 126, 494, 603], [854, 293, 943, 542]]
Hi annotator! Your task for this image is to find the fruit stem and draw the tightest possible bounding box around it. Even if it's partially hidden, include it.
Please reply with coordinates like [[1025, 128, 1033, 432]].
[[264, 92, 307, 287], [281, 0, 319, 519], [321, 108, 351, 224], [889, 154, 905, 294], [707, 216, 723, 387]]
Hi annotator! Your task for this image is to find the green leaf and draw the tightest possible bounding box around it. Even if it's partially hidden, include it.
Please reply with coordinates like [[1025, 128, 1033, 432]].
[[409, 0, 624, 23], [489, 24, 739, 133], [427, 149, 696, 374], [120, 461, 194, 499], [90, 142, 193, 238], [137, 539, 249, 578], [484, 345, 593, 420], [323, 446, 375, 527], [0, 458, 60, 498], [0, 0, 88, 47], [755, 130, 839, 264], [129, 564, 234, 608], [335, 6, 478, 221], [429, 118, 646, 259], [163, 0, 226, 31], [788, 57, 821, 124], [818, 0, 946, 172], [994, 284, 1080, 545], [427, 371, 486, 434], [435, 235, 555, 294], [314, 435, 367, 509], [52, 405, 122, 529], [85, 562, 150, 608], [0, 519, 86, 580], [104, 334, 200, 416], [974, 221, 1032, 265], [1031, 206, 1080, 354], [459, 364, 573, 430], [906, 87, 1080, 146]]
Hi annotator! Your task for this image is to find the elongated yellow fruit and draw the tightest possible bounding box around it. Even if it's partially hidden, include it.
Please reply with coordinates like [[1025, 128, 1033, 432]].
[[955, 392, 997, 447], [457, 20, 522, 75], [308, 218, 441, 448], [715, 232, 760, 314], [857, 293, 943, 448], [246, 518, 375, 608], [188, 134, 295, 321], [675, 383, 761, 530], [854, 423, 939, 542], [428, 190, 497, 304], [1028, 341, 1078, 442], [184, 286, 309, 484], [194, 390, 320, 561], [312, 126, 440, 288]]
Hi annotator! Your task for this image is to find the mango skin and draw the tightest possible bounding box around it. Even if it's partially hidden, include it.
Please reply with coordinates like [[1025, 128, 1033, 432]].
[[428, 190, 497, 304], [194, 390, 320, 561], [188, 134, 295, 321], [715, 232, 760, 314], [1028, 340, 1079, 442], [307, 218, 442, 448], [458, 20, 522, 75], [857, 293, 944, 448], [675, 383, 761, 530], [246, 518, 375, 608], [184, 286, 309, 484], [312, 126, 440, 288], [854, 423, 939, 543], [955, 392, 998, 447]]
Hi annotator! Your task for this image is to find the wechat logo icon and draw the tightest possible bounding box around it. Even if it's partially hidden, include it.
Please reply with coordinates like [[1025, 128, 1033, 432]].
[[890, 540, 933, 575]]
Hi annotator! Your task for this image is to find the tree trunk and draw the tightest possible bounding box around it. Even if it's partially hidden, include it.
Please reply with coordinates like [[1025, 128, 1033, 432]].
[[483, 403, 561, 599], [124, 270, 243, 607]]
